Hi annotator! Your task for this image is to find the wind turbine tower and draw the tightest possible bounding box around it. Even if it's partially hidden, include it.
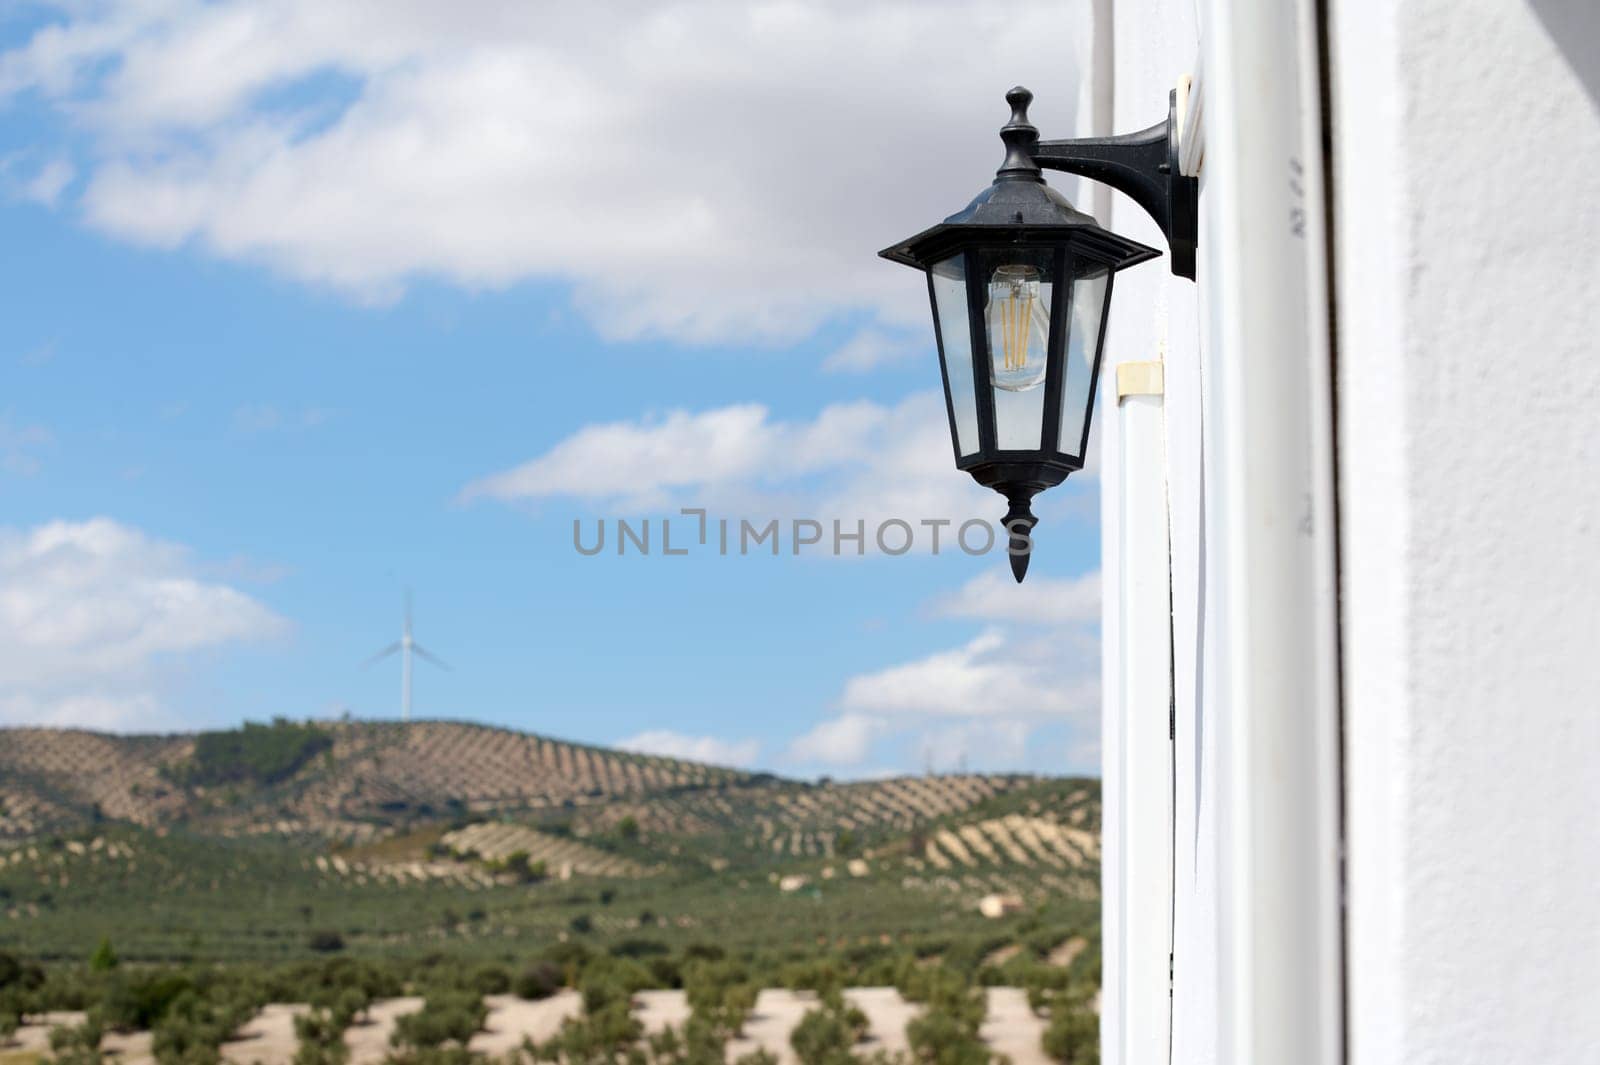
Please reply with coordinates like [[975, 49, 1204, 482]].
[[364, 592, 449, 723]]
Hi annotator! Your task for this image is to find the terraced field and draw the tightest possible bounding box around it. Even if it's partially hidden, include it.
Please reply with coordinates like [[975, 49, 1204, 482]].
[[440, 822, 645, 878], [580, 773, 1042, 863], [0, 721, 751, 842], [921, 816, 1099, 871], [0, 729, 192, 835]]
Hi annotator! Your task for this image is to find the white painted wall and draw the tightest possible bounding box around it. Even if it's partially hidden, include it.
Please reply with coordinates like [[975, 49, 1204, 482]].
[[1101, 2, 1343, 1063], [1103, 1, 1599, 1062], [1095, 5, 1203, 1064], [1111, 383, 1174, 1065], [1328, 1, 1600, 1062]]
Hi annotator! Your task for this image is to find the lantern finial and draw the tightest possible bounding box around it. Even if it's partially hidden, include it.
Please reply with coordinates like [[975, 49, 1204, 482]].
[[1005, 85, 1033, 120], [1003, 492, 1039, 582], [997, 87, 1043, 184]]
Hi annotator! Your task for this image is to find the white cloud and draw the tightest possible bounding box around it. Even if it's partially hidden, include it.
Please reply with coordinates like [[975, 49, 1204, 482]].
[[463, 404, 782, 506], [461, 389, 1002, 538], [0, 0, 1089, 344], [917, 717, 1036, 769], [24, 158, 74, 206], [0, 153, 75, 207], [788, 564, 1102, 775], [618, 729, 759, 769], [839, 627, 1097, 719], [0, 692, 161, 732], [785, 713, 884, 767], [0, 518, 287, 729], [821, 329, 922, 374], [932, 568, 1100, 625], [10, 157, 75, 206]]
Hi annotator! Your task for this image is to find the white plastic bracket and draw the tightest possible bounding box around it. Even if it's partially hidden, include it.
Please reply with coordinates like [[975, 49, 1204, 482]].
[[1118, 361, 1167, 399], [1177, 69, 1204, 178]]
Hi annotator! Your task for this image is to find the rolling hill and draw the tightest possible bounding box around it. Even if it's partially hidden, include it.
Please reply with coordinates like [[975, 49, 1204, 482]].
[[0, 720, 749, 840], [0, 720, 1100, 965]]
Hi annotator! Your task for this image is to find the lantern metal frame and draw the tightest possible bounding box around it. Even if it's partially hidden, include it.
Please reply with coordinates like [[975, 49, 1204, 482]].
[[879, 86, 1199, 580]]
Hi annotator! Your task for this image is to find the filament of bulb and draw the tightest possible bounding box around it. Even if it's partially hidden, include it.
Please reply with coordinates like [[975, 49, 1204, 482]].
[[1002, 286, 1034, 371]]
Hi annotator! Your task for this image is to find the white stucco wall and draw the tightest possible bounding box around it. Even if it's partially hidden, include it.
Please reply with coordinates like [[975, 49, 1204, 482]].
[[1329, 1, 1600, 1062], [1103, 3, 1598, 1062], [1096, 4, 1206, 1064]]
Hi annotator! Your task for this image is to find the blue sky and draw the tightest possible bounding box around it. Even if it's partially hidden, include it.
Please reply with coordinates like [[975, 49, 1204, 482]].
[[0, 1, 1103, 778]]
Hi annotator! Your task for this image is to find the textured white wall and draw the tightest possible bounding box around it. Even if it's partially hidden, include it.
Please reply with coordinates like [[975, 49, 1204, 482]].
[[1096, 4, 1205, 1064], [1329, 1, 1600, 1062]]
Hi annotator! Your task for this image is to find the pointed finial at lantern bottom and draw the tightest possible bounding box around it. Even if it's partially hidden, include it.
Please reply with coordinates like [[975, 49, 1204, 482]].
[[1010, 548, 1032, 583], [1002, 495, 1038, 583]]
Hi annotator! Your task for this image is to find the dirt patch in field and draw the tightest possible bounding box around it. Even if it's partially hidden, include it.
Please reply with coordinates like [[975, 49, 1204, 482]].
[[726, 989, 816, 1065], [0, 1050, 47, 1065], [9, 1013, 85, 1058], [845, 987, 920, 1058], [222, 1003, 306, 1065], [469, 992, 583, 1056], [979, 987, 1046, 1064], [633, 990, 690, 1034], [1048, 935, 1087, 968], [982, 943, 1024, 968], [345, 996, 423, 1065], [102, 1029, 152, 1065]]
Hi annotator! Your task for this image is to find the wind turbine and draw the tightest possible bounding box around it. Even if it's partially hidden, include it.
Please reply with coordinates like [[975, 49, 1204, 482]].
[[363, 592, 449, 723]]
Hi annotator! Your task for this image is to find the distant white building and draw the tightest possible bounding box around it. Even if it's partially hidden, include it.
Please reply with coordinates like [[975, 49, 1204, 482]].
[[977, 893, 1025, 919], [1092, 2, 1600, 1064]]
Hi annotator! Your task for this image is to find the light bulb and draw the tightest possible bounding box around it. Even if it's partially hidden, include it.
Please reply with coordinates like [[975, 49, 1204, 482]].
[[986, 264, 1050, 391]]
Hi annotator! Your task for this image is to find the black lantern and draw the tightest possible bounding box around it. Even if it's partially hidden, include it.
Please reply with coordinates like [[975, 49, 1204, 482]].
[[880, 86, 1198, 581]]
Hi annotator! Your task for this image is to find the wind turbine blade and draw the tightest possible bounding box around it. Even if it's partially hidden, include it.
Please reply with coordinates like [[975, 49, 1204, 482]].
[[362, 643, 402, 668], [411, 644, 451, 671], [405, 589, 413, 634]]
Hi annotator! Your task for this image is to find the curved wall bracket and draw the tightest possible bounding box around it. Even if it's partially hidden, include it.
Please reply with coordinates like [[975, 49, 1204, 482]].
[[1030, 89, 1199, 279]]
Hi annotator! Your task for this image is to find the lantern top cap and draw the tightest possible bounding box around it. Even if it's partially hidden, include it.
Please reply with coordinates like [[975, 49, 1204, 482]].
[[878, 87, 1160, 272]]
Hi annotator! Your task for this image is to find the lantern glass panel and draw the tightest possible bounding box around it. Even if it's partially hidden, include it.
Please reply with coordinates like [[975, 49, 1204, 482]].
[[980, 248, 1054, 450], [1057, 263, 1110, 457], [931, 255, 980, 457]]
